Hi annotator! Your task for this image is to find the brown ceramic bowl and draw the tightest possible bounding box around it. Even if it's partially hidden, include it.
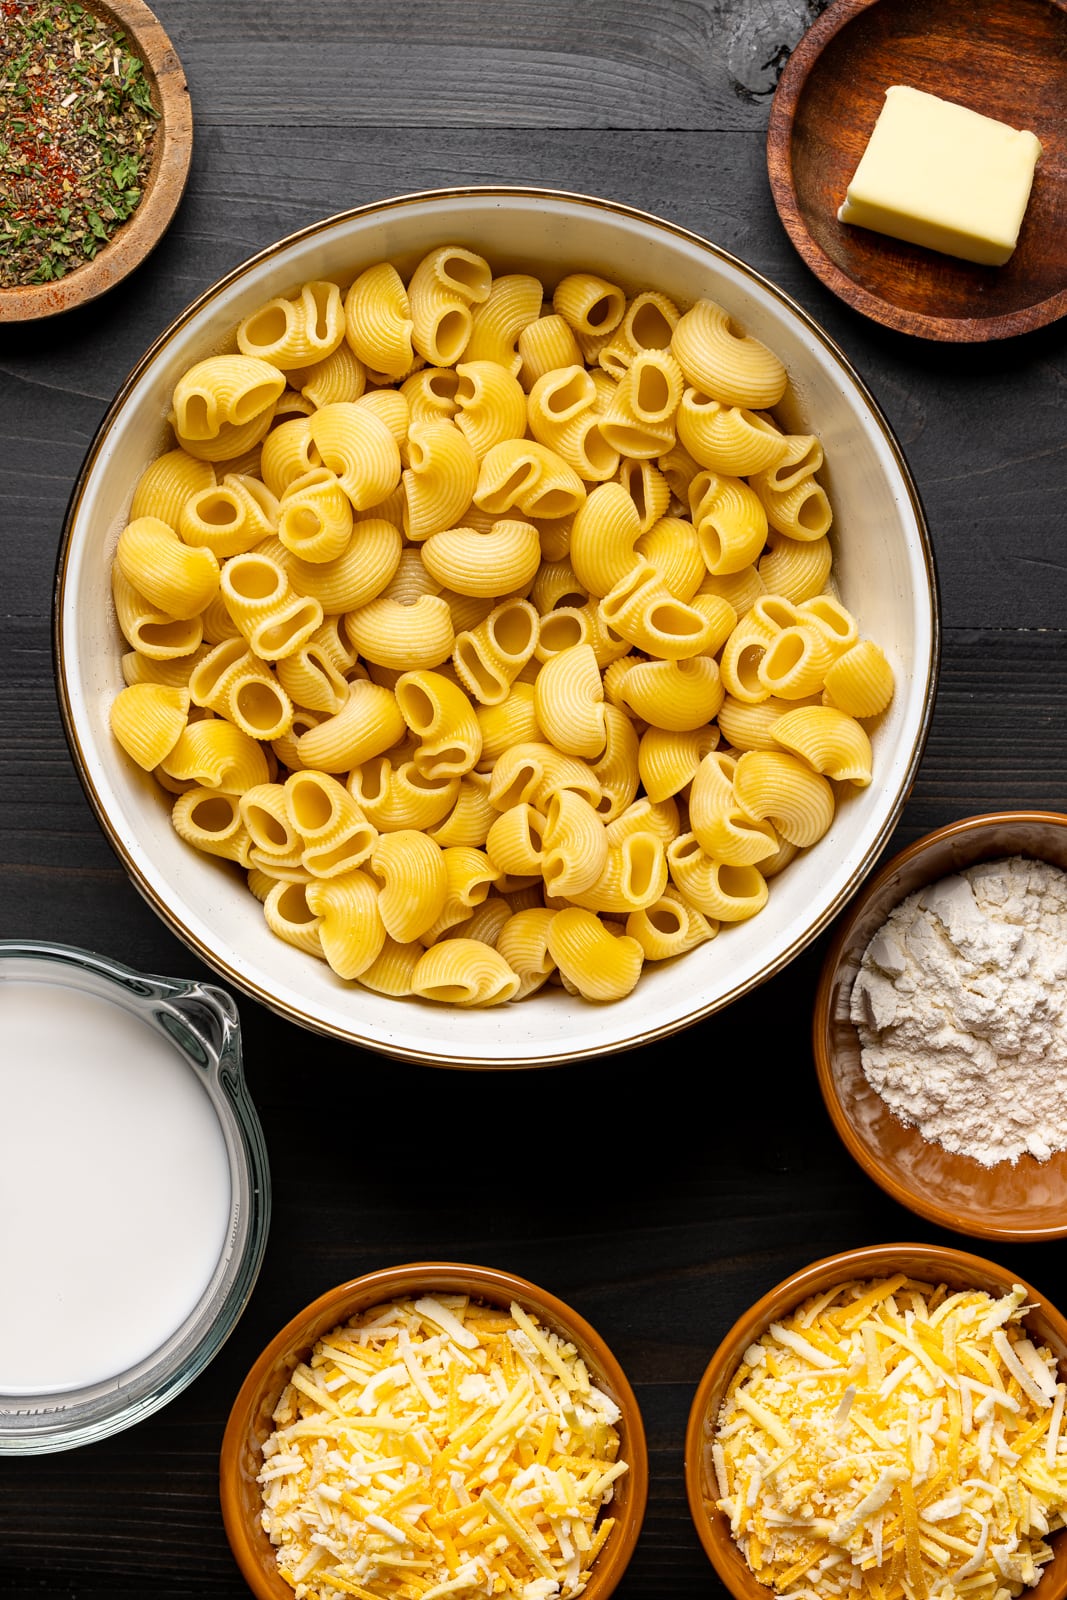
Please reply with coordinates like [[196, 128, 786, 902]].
[[813, 810, 1067, 1240], [220, 1263, 648, 1600], [0, 0, 192, 322], [685, 1242, 1067, 1599]]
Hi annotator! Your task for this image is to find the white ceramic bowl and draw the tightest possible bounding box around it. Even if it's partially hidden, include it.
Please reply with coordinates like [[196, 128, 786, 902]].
[[55, 186, 938, 1068]]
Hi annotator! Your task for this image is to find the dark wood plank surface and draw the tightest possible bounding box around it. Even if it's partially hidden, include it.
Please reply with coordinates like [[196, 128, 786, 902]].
[[1, 0, 1066, 1595]]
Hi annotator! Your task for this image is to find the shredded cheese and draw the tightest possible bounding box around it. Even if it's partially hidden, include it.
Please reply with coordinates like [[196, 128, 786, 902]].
[[710, 1277, 1067, 1600], [258, 1296, 626, 1600]]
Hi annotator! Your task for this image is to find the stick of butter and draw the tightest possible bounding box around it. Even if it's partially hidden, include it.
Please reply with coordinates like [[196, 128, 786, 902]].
[[837, 85, 1042, 266]]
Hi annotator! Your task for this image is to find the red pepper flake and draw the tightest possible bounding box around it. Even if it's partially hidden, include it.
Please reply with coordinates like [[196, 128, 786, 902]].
[[0, 0, 160, 287]]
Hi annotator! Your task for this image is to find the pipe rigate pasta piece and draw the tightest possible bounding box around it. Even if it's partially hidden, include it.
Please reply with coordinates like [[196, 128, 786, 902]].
[[475, 683, 542, 765], [597, 290, 681, 380], [534, 607, 590, 663], [343, 262, 415, 379], [758, 531, 832, 602], [161, 718, 270, 794], [239, 783, 299, 860], [121, 645, 210, 689], [408, 244, 492, 366], [488, 742, 601, 814], [371, 829, 449, 943], [294, 680, 405, 774], [756, 623, 835, 700], [635, 514, 705, 602], [474, 438, 586, 522], [672, 298, 787, 409], [463, 274, 543, 374], [261, 879, 323, 957], [173, 355, 286, 444], [180, 473, 280, 559], [402, 419, 479, 541], [546, 907, 643, 1002], [541, 790, 609, 899], [486, 803, 548, 879], [565, 831, 668, 915], [411, 938, 521, 1006], [129, 449, 216, 528], [733, 749, 835, 849], [517, 313, 585, 389], [299, 341, 366, 409], [599, 349, 684, 459], [666, 836, 769, 922], [676, 394, 789, 476], [394, 670, 482, 779], [822, 639, 895, 719], [771, 705, 874, 786], [171, 789, 253, 867], [534, 643, 606, 761], [305, 870, 386, 979], [260, 415, 321, 499], [188, 637, 293, 741], [421, 519, 541, 598], [236, 280, 346, 370], [115, 516, 220, 622], [599, 559, 717, 660], [454, 360, 528, 458], [716, 693, 797, 753], [527, 365, 619, 482], [495, 907, 558, 999], [349, 758, 459, 834], [568, 481, 643, 598], [308, 400, 402, 512], [552, 272, 627, 339], [109, 683, 189, 771], [637, 726, 717, 802], [426, 770, 495, 849], [287, 518, 402, 613], [274, 629, 350, 717], [219, 550, 323, 661], [620, 656, 724, 732], [346, 593, 454, 672], [615, 456, 671, 531], [419, 847, 501, 944], [590, 703, 641, 821], [402, 365, 460, 426], [626, 885, 717, 959], [112, 567, 204, 660], [453, 598, 539, 705], [690, 471, 768, 576], [278, 467, 354, 563]]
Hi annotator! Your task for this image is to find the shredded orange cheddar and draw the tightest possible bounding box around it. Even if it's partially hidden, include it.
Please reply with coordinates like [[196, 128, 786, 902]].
[[258, 1295, 626, 1600], [710, 1277, 1067, 1600]]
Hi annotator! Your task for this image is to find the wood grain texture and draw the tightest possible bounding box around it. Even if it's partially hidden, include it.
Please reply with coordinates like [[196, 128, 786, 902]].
[[1, 0, 1066, 1594], [767, 0, 1067, 338]]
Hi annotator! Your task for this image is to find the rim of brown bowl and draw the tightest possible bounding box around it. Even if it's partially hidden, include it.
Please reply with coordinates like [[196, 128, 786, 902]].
[[684, 1241, 1067, 1598], [0, 0, 192, 323], [220, 1262, 649, 1600], [813, 810, 1067, 1241]]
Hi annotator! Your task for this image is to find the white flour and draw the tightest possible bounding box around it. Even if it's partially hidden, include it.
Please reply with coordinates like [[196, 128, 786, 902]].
[[850, 856, 1067, 1167]]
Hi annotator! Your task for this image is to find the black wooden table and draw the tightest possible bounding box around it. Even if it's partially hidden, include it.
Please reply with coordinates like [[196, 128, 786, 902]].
[[2, 1, 1065, 1595]]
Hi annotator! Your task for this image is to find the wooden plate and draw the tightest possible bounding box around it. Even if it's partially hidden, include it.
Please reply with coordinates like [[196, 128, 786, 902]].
[[767, 0, 1067, 341], [0, 0, 192, 322]]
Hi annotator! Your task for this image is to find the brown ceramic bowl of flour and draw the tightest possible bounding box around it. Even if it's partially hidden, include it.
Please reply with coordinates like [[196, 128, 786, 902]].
[[814, 810, 1067, 1241]]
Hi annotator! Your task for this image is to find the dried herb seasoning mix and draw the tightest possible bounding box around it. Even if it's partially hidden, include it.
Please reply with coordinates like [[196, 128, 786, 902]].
[[0, 0, 159, 288]]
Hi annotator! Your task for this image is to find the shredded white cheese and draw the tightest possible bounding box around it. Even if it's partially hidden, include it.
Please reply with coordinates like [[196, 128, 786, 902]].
[[258, 1295, 626, 1600], [709, 1277, 1067, 1600]]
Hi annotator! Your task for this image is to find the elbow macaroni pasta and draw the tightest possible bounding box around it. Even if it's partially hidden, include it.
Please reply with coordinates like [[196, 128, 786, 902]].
[[108, 248, 896, 1007]]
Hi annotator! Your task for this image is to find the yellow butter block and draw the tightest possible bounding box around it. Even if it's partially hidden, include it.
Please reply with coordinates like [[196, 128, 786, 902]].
[[838, 85, 1042, 266]]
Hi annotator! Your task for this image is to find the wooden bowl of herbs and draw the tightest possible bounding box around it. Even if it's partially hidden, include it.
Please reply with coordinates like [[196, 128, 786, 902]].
[[0, 0, 192, 321]]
